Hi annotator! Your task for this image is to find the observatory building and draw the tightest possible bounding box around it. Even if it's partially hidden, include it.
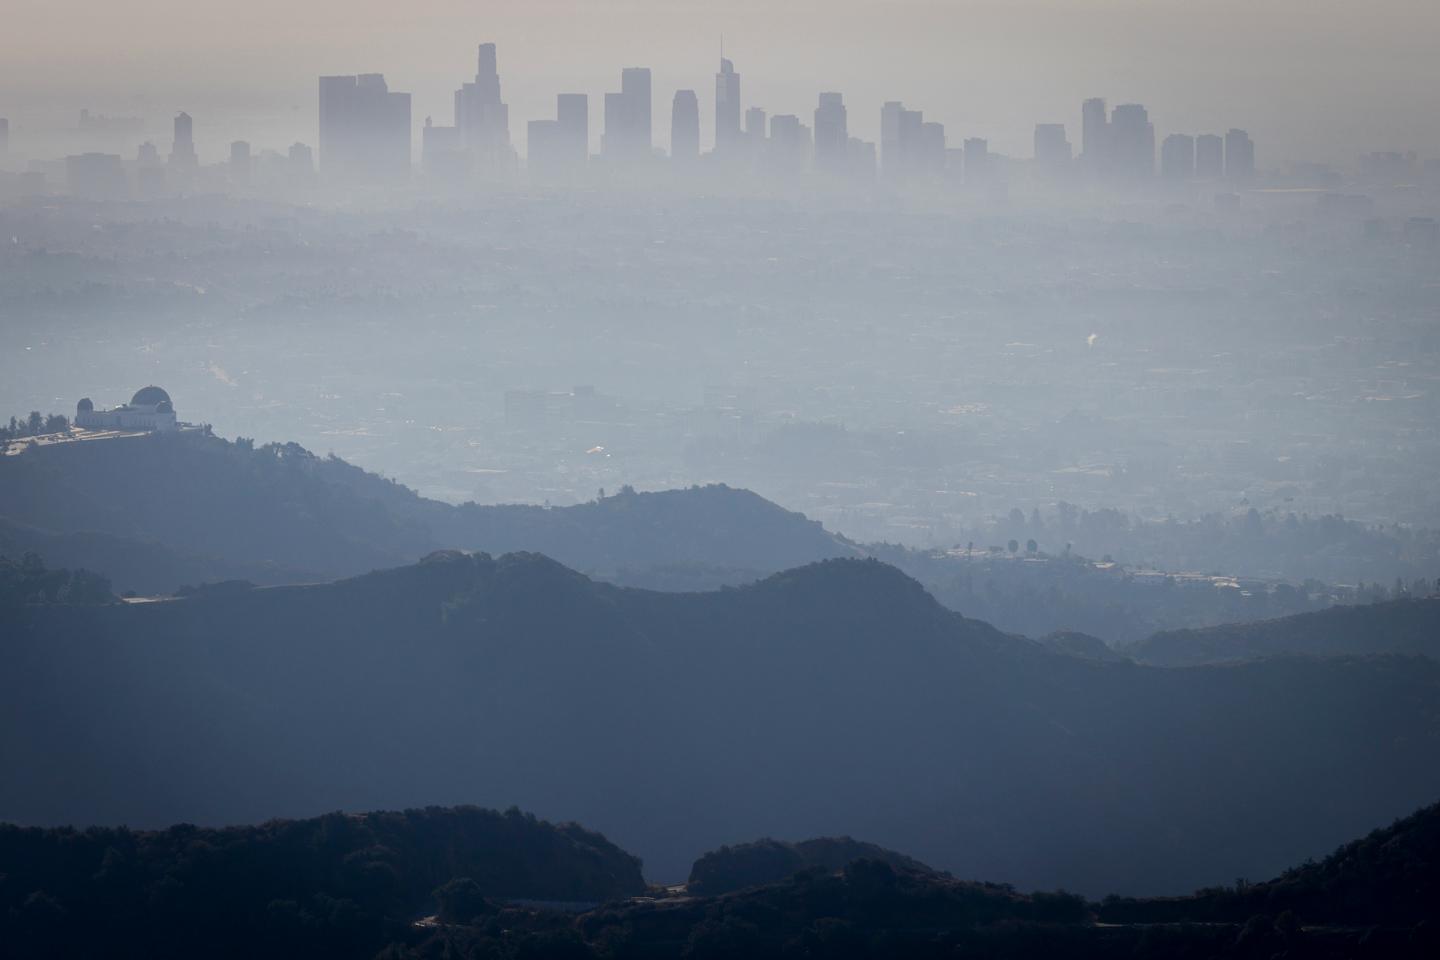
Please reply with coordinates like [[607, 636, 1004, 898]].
[[75, 386, 180, 432]]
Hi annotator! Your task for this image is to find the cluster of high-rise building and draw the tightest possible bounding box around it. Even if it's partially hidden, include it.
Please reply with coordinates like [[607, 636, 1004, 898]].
[[1081, 97, 1254, 184], [410, 45, 1265, 191], [29, 40, 1440, 202]]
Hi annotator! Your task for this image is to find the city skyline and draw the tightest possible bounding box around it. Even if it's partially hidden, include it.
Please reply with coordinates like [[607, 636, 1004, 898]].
[[1, 0, 1437, 167]]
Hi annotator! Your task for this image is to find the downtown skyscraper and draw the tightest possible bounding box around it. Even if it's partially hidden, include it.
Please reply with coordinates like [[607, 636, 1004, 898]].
[[715, 56, 741, 155], [671, 90, 700, 163], [813, 93, 848, 173], [318, 73, 412, 183], [455, 43, 513, 170], [603, 67, 652, 162]]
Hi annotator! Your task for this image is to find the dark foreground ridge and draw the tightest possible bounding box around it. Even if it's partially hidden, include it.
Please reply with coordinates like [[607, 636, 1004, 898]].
[[2, 799, 1437, 960], [4, 551, 1439, 895], [687, 836, 936, 895], [0, 805, 643, 960]]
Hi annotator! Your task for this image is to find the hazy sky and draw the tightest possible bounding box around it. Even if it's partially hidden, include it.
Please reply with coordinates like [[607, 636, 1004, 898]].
[[2, 0, 1436, 166]]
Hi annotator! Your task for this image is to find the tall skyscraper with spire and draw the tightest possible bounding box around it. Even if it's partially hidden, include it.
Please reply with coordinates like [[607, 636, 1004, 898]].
[[454, 42, 512, 169], [715, 52, 741, 154]]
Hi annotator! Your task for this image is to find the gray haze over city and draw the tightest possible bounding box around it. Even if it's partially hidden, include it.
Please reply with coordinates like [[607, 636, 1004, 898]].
[[2, 0, 1438, 568], [8, 5, 1440, 932]]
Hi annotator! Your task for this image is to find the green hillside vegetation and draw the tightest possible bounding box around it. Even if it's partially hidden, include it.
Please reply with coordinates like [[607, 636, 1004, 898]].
[[4, 553, 1438, 896], [1128, 597, 1440, 665]]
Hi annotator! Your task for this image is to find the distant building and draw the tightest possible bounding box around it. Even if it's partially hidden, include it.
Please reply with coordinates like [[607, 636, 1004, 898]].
[[422, 118, 464, 179], [318, 73, 412, 183], [286, 142, 316, 188], [1081, 98, 1109, 176], [1195, 134, 1224, 178], [1225, 128, 1255, 181], [229, 140, 251, 185], [917, 121, 946, 177], [529, 95, 589, 180], [767, 114, 810, 171], [671, 90, 700, 162], [715, 57, 742, 154], [0, 118, 9, 156], [75, 386, 179, 433], [880, 101, 944, 181], [1160, 133, 1195, 180], [898, 108, 923, 178], [289, 142, 313, 169], [556, 94, 589, 165], [65, 152, 127, 200], [964, 137, 990, 184], [1109, 103, 1154, 181], [744, 107, 767, 146], [1033, 123, 1071, 175], [603, 68, 652, 162], [813, 93, 848, 173], [169, 111, 197, 171], [1361, 151, 1412, 184], [848, 137, 877, 179], [454, 43, 513, 172], [880, 101, 904, 179]]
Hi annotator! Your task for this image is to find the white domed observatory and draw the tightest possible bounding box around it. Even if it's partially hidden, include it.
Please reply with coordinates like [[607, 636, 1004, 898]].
[[74, 385, 180, 432]]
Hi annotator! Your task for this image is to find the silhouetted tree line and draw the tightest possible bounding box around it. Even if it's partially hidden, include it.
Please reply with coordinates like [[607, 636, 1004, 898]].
[[0, 552, 113, 607], [687, 837, 935, 896], [0, 805, 644, 960], [0, 412, 68, 442], [4, 795, 1439, 959], [1129, 596, 1440, 665], [963, 502, 1440, 585], [1098, 797, 1440, 928], [401, 851, 1440, 960]]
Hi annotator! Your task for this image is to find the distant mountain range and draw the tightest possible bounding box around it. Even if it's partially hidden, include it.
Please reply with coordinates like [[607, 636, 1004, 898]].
[[4, 550, 1437, 896], [1127, 597, 1440, 665], [0, 432, 855, 595], [0, 430, 1370, 645]]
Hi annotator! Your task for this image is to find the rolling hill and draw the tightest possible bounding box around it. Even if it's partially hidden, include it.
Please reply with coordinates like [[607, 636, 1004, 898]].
[[0, 432, 855, 594], [1127, 597, 1440, 666], [0, 804, 643, 960], [3, 552, 1437, 896]]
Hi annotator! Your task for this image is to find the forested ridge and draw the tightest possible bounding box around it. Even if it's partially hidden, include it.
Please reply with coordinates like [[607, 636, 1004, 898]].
[[4, 551, 1438, 895], [5, 799, 1436, 960], [1128, 596, 1440, 665], [0, 805, 643, 960]]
